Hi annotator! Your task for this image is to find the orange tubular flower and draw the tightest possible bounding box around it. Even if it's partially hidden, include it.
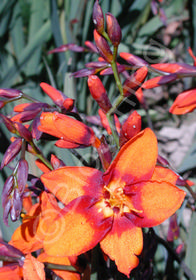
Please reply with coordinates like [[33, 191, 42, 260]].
[[169, 88, 196, 115], [38, 111, 99, 148], [41, 128, 185, 276]]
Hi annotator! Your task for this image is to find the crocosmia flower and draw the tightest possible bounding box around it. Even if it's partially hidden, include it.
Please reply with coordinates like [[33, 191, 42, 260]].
[[41, 128, 185, 276]]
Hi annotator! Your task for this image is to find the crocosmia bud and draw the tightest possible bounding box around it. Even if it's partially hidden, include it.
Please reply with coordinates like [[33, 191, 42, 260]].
[[123, 66, 148, 97], [93, 0, 104, 34], [88, 75, 112, 113], [119, 111, 141, 147], [106, 12, 122, 46], [94, 29, 113, 63]]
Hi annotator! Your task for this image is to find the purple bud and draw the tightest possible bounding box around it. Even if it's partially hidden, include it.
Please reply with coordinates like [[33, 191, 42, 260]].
[[120, 52, 148, 67], [93, 0, 104, 34], [85, 41, 99, 53], [3, 199, 11, 226], [0, 88, 22, 99], [11, 109, 41, 123], [100, 64, 126, 75], [106, 13, 122, 46], [2, 176, 14, 208], [0, 241, 24, 259], [14, 122, 32, 142], [0, 113, 16, 133], [71, 68, 96, 78], [94, 29, 113, 63], [1, 138, 22, 169], [96, 135, 112, 170], [48, 44, 85, 54], [17, 159, 28, 193], [32, 117, 42, 140], [51, 154, 66, 169], [10, 188, 22, 222], [85, 61, 108, 68]]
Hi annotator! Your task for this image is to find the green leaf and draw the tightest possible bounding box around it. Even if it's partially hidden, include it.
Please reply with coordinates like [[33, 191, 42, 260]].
[[0, 20, 51, 88]]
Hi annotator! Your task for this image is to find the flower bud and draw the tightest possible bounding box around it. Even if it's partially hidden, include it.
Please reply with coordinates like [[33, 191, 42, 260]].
[[106, 13, 122, 46], [120, 52, 148, 66], [17, 159, 29, 193], [94, 29, 113, 63], [119, 111, 141, 147], [96, 135, 112, 170], [0, 88, 22, 98], [62, 98, 75, 112], [14, 122, 32, 142], [0, 113, 16, 133], [51, 154, 66, 169], [88, 75, 112, 113], [85, 41, 99, 53], [1, 138, 22, 169], [123, 66, 148, 97], [93, 0, 104, 34], [2, 176, 14, 208], [10, 188, 22, 222]]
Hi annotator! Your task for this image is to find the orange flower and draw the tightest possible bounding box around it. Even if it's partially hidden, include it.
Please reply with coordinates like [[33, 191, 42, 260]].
[[41, 128, 185, 276], [38, 111, 99, 148]]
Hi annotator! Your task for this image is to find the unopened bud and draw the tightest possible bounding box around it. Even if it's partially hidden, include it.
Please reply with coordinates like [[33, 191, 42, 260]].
[[10, 188, 22, 222], [63, 98, 75, 111], [2, 176, 14, 208], [0, 114, 16, 133], [106, 13, 122, 46], [14, 122, 32, 142], [1, 138, 22, 169], [88, 75, 112, 113], [123, 66, 148, 97], [119, 111, 141, 147], [93, 0, 104, 34], [96, 135, 112, 170], [94, 29, 113, 63], [0, 88, 22, 99], [51, 154, 66, 169], [17, 159, 29, 193]]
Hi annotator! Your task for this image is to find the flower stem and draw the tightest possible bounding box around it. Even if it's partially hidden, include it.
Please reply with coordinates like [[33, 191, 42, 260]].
[[45, 262, 79, 273], [29, 141, 53, 171], [111, 46, 123, 96]]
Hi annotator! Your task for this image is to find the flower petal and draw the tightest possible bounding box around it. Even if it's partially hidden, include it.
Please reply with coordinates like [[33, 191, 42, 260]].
[[125, 181, 186, 227], [151, 166, 179, 184], [104, 128, 157, 184], [9, 203, 42, 254], [100, 215, 143, 277], [169, 89, 196, 115], [43, 196, 113, 257], [23, 254, 45, 280], [0, 264, 23, 280], [41, 166, 104, 205]]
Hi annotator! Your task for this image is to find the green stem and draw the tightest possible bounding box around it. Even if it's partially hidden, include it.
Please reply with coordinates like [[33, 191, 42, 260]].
[[101, 30, 112, 44], [45, 262, 79, 273], [22, 92, 40, 103], [111, 46, 124, 96], [106, 113, 119, 148], [29, 141, 53, 171]]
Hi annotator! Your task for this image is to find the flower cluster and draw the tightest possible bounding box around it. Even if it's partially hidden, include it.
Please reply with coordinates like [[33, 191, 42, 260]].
[[1, 0, 196, 279]]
